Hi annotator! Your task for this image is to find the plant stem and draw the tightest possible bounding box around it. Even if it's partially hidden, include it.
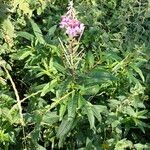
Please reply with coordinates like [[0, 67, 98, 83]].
[[69, 38, 75, 76], [10, 90, 42, 112], [3, 66, 27, 149], [4, 67, 25, 126]]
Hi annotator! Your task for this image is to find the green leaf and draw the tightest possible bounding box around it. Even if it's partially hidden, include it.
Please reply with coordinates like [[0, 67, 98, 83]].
[[67, 94, 77, 120], [84, 102, 95, 129], [108, 99, 121, 109], [19, 2, 32, 16], [19, 50, 32, 60], [53, 61, 66, 73], [0, 93, 15, 107], [56, 78, 72, 97], [87, 51, 94, 68], [59, 102, 67, 121], [48, 25, 57, 36], [79, 69, 116, 86], [112, 61, 124, 73], [17, 31, 34, 41], [92, 105, 102, 123], [125, 106, 135, 116], [92, 105, 107, 123], [11, 48, 32, 60], [36, 144, 47, 150], [88, 68, 115, 80], [133, 119, 149, 133], [130, 64, 145, 82], [0, 77, 6, 85], [80, 85, 100, 95], [57, 115, 74, 138], [115, 139, 133, 150], [78, 95, 86, 110], [50, 91, 74, 110], [136, 110, 148, 119], [93, 105, 107, 113], [42, 111, 59, 125], [2, 18, 14, 37], [41, 79, 58, 96], [127, 70, 139, 84], [134, 143, 150, 150], [32, 110, 43, 124], [30, 19, 45, 44], [86, 137, 93, 149], [0, 130, 12, 143]]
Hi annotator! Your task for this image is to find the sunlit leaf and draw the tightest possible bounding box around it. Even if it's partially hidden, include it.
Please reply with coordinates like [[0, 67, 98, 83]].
[[30, 19, 45, 44], [17, 31, 34, 41]]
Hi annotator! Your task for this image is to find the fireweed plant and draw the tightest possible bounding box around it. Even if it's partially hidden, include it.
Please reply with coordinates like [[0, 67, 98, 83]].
[[0, 0, 150, 149], [59, 1, 85, 76]]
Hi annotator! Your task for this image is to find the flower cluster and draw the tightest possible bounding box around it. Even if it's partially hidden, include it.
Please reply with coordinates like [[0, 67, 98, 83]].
[[59, 2, 84, 37]]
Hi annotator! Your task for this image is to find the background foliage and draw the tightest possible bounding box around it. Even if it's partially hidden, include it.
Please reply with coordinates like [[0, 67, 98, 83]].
[[0, 0, 150, 149]]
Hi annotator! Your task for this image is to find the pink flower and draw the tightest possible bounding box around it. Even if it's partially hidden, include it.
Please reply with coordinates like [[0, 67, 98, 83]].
[[68, 19, 80, 28], [66, 27, 77, 37], [59, 3, 85, 38], [59, 16, 70, 28], [60, 1, 85, 38], [60, 15, 84, 37]]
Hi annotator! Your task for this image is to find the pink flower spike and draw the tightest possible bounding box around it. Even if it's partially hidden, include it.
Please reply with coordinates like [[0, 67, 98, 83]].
[[59, 3, 85, 38], [66, 27, 77, 37]]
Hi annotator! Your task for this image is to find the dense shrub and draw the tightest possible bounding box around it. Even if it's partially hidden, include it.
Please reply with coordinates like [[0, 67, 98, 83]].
[[0, 0, 150, 149]]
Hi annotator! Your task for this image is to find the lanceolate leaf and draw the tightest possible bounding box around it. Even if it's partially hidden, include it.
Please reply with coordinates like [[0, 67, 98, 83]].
[[17, 31, 34, 41], [11, 48, 33, 60], [67, 94, 77, 120], [78, 94, 86, 109], [84, 102, 95, 129], [130, 64, 145, 82], [57, 115, 74, 139], [41, 78, 58, 96], [92, 105, 102, 123], [78, 68, 116, 86], [30, 19, 45, 44], [48, 25, 57, 36], [87, 51, 94, 68], [59, 102, 67, 121], [53, 61, 66, 73]]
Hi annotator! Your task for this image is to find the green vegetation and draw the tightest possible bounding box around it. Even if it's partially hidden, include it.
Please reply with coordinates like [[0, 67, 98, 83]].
[[0, 0, 150, 149]]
